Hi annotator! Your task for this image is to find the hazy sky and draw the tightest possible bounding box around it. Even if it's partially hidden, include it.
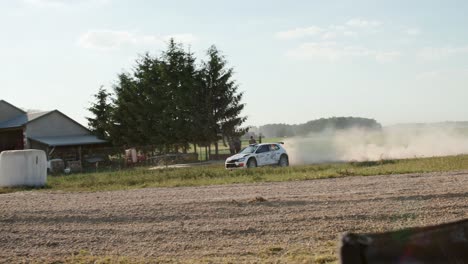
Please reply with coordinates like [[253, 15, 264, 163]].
[[1, 0, 467, 127]]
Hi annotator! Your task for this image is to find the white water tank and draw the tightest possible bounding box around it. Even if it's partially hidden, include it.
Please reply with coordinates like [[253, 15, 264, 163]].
[[0, 150, 47, 187]]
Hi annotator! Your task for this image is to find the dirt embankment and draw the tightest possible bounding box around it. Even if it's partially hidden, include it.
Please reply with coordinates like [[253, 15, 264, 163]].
[[1, 171, 467, 262]]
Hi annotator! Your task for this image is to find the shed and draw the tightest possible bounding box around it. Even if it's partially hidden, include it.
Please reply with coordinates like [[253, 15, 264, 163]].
[[0, 100, 107, 166]]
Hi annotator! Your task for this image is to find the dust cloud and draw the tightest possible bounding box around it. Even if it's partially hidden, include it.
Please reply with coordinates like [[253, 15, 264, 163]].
[[283, 126, 468, 165]]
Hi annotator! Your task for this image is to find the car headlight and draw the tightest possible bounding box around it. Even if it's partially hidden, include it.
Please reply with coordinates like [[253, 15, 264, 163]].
[[238, 157, 245, 162]]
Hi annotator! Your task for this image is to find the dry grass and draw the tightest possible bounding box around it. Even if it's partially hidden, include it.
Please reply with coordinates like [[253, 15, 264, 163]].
[[2, 155, 468, 194], [48, 154, 468, 192]]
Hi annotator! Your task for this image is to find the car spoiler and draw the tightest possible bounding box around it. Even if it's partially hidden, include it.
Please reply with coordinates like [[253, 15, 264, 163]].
[[277, 142, 284, 145]]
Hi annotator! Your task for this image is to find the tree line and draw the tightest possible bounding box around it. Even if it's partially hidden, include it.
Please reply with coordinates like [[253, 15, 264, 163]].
[[87, 39, 247, 154], [250, 117, 382, 138]]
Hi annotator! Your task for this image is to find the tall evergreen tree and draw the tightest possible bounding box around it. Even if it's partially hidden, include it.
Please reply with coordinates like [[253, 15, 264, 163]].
[[87, 86, 112, 140], [191, 69, 215, 148], [160, 39, 198, 152], [87, 41, 248, 157], [112, 72, 148, 146], [132, 53, 168, 149], [200, 45, 248, 155]]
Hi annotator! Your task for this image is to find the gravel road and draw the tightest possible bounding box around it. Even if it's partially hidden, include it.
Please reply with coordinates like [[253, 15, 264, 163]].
[[1, 171, 467, 262]]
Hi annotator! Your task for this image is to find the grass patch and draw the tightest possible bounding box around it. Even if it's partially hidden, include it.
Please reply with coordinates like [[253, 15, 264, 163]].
[[31, 246, 338, 264], [0, 186, 48, 195], [2, 155, 468, 194]]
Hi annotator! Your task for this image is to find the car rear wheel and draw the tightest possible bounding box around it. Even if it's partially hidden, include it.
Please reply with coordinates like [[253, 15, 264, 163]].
[[247, 158, 257, 168], [279, 155, 289, 167]]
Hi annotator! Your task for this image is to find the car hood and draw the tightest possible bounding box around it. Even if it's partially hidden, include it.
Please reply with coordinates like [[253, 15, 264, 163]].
[[226, 153, 251, 162]]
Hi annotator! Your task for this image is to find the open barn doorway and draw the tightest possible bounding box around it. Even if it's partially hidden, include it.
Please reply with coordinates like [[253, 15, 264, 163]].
[[0, 129, 23, 153]]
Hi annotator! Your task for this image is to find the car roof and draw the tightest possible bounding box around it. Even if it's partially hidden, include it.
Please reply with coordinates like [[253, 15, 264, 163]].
[[250, 143, 283, 146]]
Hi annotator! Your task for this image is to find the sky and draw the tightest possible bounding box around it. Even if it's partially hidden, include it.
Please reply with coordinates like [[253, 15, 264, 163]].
[[1, 0, 468, 128]]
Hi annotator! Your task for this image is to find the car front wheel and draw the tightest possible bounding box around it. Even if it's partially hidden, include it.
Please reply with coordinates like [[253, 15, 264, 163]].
[[247, 158, 257, 168]]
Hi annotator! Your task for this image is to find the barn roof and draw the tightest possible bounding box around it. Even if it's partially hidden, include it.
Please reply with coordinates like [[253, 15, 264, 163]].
[[29, 135, 107, 147], [0, 100, 26, 114], [0, 111, 52, 129], [0, 100, 108, 147]]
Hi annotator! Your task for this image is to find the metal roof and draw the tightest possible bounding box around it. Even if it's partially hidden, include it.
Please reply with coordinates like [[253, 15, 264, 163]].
[[29, 135, 107, 147], [0, 100, 26, 114], [0, 111, 51, 129]]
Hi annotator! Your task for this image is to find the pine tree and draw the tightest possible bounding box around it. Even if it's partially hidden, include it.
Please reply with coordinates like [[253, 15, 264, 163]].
[[88, 41, 248, 157], [87, 86, 112, 140], [200, 45, 248, 155], [112, 72, 147, 146], [160, 39, 198, 152], [132, 53, 168, 149]]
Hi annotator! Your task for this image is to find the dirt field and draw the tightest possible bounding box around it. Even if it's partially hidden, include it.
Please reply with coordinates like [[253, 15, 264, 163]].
[[1, 170, 467, 263]]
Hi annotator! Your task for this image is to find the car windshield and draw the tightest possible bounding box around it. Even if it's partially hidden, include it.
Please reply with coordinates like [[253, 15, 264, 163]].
[[239, 145, 257, 154]]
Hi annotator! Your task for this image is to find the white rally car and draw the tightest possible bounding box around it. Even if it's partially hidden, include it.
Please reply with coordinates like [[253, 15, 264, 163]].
[[225, 143, 289, 169]]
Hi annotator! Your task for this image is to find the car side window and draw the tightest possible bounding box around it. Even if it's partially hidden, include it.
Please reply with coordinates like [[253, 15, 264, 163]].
[[256, 145, 270, 153], [271, 144, 279, 151]]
